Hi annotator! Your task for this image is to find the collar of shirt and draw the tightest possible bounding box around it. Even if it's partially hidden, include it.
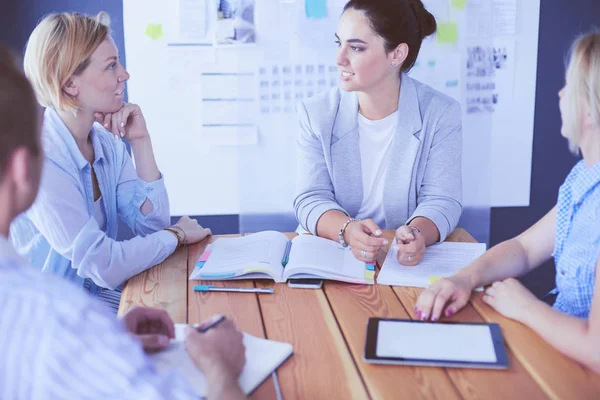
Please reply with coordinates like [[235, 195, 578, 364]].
[[0, 235, 28, 267], [571, 160, 600, 204], [43, 108, 107, 171]]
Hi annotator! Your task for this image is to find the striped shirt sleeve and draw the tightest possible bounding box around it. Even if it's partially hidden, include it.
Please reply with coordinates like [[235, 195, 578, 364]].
[[0, 264, 197, 400]]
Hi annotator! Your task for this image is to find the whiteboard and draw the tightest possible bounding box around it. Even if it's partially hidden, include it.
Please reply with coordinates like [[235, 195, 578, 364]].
[[123, 0, 540, 216]]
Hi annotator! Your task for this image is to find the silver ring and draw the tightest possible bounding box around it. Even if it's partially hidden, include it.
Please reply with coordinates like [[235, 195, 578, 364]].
[[361, 249, 367, 258], [408, 256, 413, 261]]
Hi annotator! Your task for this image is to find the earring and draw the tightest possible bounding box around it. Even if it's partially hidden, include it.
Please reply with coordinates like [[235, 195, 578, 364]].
[[391, 62, 397, 67]]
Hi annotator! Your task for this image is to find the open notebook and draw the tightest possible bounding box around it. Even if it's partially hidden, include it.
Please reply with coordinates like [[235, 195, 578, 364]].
[[149, 324, 293, 397], [377, 242, 486, 288], [189, 231, 375, 284]]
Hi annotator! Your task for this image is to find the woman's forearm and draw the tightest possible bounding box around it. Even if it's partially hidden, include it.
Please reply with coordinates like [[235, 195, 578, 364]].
[[458, 238, 532, 289], [129, 137, 160, 182], [315, 210, 351, 241], [519, 300, 600, 373], [408, 217, 439, 246]]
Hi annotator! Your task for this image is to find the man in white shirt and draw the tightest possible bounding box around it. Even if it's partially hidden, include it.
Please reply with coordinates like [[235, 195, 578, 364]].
[[0, 46, 246, 400]]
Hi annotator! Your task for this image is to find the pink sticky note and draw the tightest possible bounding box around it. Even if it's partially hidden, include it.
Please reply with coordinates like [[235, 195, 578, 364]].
[[198, 250, 211, 262]]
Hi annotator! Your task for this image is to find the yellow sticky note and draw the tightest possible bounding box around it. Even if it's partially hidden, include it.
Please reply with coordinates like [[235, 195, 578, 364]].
[[428, 276, 442, 284], [451, 0, 468, 11], [437, 23, 458, 44], [144, 23, 163, 40]]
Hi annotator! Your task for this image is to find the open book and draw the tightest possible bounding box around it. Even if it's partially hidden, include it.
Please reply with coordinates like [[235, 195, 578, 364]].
[[149, 324, 293, 397], [377, 242, 486, 288], [189, 231, 375, 284]]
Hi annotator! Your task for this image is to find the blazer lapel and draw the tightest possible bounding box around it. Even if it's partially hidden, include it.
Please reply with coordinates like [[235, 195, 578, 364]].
[[384, 75, 423, 226], [330, 90, 363, 216]]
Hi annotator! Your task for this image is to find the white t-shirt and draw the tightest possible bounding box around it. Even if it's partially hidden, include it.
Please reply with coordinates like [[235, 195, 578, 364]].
[[354, 110, 398, 227], [94, 196, 107, 231]]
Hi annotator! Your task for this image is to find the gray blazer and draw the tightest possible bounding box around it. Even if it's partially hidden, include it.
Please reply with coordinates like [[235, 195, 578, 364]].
[[293, 74, 462, 241]]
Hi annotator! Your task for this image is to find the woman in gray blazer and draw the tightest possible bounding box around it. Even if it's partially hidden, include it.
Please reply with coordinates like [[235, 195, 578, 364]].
[[294, 0, 462, 265]]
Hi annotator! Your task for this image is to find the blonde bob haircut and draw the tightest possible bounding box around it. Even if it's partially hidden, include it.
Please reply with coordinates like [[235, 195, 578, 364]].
[[23, 12, 111, 114], [563, 31, 600, 154]]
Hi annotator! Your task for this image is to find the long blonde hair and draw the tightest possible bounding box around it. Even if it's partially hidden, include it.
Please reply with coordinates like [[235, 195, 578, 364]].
[[23, 12, 111, 114], [563, 31, 600, 154]]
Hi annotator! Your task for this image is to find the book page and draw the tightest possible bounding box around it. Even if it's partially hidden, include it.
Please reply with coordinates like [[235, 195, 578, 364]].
[[377, 242, 486, 288], [199, 231, 289, 279], [150, 324, 293, 397], [283, 235, 367, 282]]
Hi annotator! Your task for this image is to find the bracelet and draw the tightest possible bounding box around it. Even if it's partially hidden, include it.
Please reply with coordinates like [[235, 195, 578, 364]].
[[339, 218, 356, 248], [164, 227, 185, 249], [407, 225, 422, 236]]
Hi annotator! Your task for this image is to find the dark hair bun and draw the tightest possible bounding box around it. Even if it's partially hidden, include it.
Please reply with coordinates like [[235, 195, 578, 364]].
[[410, 0, 437, 39]]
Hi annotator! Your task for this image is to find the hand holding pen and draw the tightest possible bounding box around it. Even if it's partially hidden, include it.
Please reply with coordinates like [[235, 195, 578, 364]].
[[344, 219, 388, 263], [184, 315, 246, 384]]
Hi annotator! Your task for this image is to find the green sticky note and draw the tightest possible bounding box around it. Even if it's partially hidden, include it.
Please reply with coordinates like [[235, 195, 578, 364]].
[[428, 276, 442, 284], [451, 0, 468, 10], [437, 23, 458, 44], [144, 23, 163, 40]]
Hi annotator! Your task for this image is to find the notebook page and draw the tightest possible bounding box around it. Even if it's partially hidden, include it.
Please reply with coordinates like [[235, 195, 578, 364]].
[[199, 231, 289, 277], [283, 235, 367, 282], [149, 324, 293, 397], [377, 242, 486, 287]]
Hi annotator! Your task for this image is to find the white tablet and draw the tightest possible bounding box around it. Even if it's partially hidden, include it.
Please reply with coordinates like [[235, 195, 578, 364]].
[[364, 318, 509, 369]]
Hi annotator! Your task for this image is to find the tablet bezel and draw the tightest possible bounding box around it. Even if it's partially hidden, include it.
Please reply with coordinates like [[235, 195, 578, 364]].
[[364, 317, 509, 369]]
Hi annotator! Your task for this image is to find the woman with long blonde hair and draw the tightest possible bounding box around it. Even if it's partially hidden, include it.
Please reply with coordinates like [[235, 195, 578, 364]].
[[416, 31, 600, 372], [10, 12, 211, 312]]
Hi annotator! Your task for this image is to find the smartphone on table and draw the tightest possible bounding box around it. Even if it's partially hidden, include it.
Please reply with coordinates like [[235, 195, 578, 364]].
[[287, 278, 323, 289]]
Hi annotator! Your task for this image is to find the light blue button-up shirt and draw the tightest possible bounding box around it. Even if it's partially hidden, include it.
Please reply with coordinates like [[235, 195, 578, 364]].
[[553, 160, 600, 319], [0, 236, 196, 400], [10, 108, 177, 294]]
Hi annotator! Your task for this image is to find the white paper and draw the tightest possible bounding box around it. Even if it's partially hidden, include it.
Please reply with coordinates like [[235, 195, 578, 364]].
[[193, 231, 289, 277], [492, 0, 517, 36], [377, 242, 486, 288], [283, 235, 371, 283], [376, 321, 497, 363], [178, 0, 211, 43], [150, 324, 293, 397]]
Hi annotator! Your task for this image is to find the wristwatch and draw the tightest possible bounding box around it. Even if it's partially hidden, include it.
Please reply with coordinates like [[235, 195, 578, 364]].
[[164, 226, 185, 249], [339, 218, 356, 247]]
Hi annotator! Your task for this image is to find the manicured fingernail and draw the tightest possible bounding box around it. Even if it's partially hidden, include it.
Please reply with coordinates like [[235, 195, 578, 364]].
[[375, 229, 382, 236], [159, 335, 169, 345], [446, 309, 453, 317], [383, 240, 389, 245], [431, 316, 438, 322], [114, 134, 119, 140], [421, 313, 428, 321], [120, 122, 125, 128], [416, 311, 422, 318], [120, 131, 124, 137], [104, 123, 109, 128], [413, 306, 418, 313]]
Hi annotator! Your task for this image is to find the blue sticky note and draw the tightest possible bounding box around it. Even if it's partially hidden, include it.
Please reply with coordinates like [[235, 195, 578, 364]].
[[366, 264, 375, 271], [306, 0, 327, 19]]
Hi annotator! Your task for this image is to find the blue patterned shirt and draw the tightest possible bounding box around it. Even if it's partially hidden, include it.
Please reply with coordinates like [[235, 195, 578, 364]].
[[553, 160, 600, 319], [0, 236, 196, 399]]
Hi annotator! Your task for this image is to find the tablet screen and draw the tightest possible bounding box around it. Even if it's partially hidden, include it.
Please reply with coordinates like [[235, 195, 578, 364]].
[[376, 320, 497, 363]]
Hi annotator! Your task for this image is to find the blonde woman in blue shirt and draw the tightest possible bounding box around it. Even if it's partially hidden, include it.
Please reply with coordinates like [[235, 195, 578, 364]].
[[416, 32, 600, 373], [10, 12, 211, 312]]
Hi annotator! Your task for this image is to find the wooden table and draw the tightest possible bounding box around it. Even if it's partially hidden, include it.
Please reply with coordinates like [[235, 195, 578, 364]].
[[119, 229, 600, 399]]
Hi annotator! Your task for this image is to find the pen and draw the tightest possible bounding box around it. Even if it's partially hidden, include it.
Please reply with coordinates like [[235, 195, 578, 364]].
[[194, 285, 274, 294], [193, 314, 227, 333]]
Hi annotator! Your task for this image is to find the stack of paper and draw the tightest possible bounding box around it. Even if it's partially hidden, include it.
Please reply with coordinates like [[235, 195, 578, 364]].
[[149, 324, 293, 396], [377, 242, 486, 288]]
